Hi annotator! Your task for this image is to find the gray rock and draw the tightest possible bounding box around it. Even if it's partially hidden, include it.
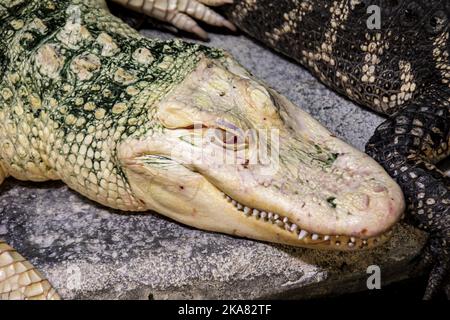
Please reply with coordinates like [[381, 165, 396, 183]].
[[0, 29, 426, 300]]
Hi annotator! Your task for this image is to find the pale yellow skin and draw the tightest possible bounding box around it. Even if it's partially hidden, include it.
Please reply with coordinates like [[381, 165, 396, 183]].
[[0, 0, 404, 299], [109, 0, 236, 39]]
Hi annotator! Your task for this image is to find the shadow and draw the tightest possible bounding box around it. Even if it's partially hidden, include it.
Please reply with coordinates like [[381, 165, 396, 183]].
[[438, 157, 450, 173], [0, 177, 150, 218], [0, 178, 65, 196], [315, 275, 448, 300]]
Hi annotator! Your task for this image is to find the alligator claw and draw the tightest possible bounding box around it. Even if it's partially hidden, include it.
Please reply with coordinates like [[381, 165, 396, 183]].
[[110, 0, 236, 40], [421, 236, 450, 300]]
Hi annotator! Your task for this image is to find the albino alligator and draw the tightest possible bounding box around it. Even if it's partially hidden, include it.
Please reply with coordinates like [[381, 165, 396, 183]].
[[0, 0, 411, 300]]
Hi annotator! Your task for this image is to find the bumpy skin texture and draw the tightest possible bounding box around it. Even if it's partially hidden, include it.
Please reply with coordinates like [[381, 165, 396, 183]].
[[110, 0, 236, 39], [0, 0, 221, 299], [225, 0, 450, 298], [0, 0, 407, 299], [0, 241, 60, 299], [0, 0, 220, 210]]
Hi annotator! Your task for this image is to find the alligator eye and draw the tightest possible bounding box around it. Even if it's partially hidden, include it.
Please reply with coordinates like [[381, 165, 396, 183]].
[[214, 129, 246, 150]]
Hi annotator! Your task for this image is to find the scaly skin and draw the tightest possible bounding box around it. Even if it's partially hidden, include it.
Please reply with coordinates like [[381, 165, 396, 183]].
[[0, 241, 60, 299], [110, 0, 236, 39], [0, 0, 404, 299], [106, 0, 450, 298], [222, 0, 450, 299]]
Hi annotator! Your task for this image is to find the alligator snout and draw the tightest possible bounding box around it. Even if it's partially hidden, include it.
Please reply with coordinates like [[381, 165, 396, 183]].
[[120, 56, 405, 250]]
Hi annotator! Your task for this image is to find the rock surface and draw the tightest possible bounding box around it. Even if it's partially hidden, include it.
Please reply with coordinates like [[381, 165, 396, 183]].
[[0, 27, 427, 300]]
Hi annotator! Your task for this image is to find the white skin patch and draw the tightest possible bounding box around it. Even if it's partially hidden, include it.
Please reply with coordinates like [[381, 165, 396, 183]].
[[28, 18, 48, 34], [70, 53, 102, 81], [132, 47, 155, 65], [114, 67, 138, 85], [96, 32, 120, 57], [35, 44, 65, 79], [56, 5, 92, 49], [57, 22, 92, 49]]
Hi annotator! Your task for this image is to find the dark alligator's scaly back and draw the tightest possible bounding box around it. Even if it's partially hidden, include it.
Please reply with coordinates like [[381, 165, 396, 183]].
[[227, 0, 450, 299], [228, 0, 449, 115]]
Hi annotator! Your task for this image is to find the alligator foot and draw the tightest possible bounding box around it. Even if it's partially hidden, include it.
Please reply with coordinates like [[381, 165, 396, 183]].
[[410, 234, 449, 299], [366, 89, 450, 299], [423, 239, 449, 299], [109, 0, 236, 39]]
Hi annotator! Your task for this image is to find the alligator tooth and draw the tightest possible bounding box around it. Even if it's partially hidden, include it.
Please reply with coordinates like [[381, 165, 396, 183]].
[[335, 241, 341, 246], [298, 230, 308, 240], [273, 214, 280, 220], [275, 220, 284, 227], [252, 209, 260, 218], [311, 234, 319, 241], [282, 217, 289, 224], [348, 242, 355, 247], [323, 235, 330, 241], [362, 240, 368, 245], [226, 196, 232, 202], [231, 200, 237, 206], [267, 212, 274, 220], [290, 224, 298, 233], [260, 211, 267, 220], [350, 237, 356, 243], [237, 203, 243, 210], [243, 207, 251, 215], [284, 224, 290, 231]]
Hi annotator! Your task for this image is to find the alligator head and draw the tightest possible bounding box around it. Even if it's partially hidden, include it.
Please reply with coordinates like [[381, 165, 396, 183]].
[[119, 55, 405, 250]]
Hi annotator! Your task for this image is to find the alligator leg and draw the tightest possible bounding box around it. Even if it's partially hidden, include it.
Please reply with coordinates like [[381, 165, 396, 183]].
[[0, 166, 60, 300], [366, 88, 450, 299], [109, 0, 235, 39]]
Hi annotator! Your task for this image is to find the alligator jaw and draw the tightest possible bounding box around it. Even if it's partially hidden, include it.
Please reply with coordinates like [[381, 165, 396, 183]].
[[123, 151, 396, 250], [120, 56, 405, 250], [218, 191, 393, 250]]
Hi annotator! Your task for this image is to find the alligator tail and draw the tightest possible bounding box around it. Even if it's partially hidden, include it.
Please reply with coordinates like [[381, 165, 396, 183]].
[[0, 240, 60, 300]]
